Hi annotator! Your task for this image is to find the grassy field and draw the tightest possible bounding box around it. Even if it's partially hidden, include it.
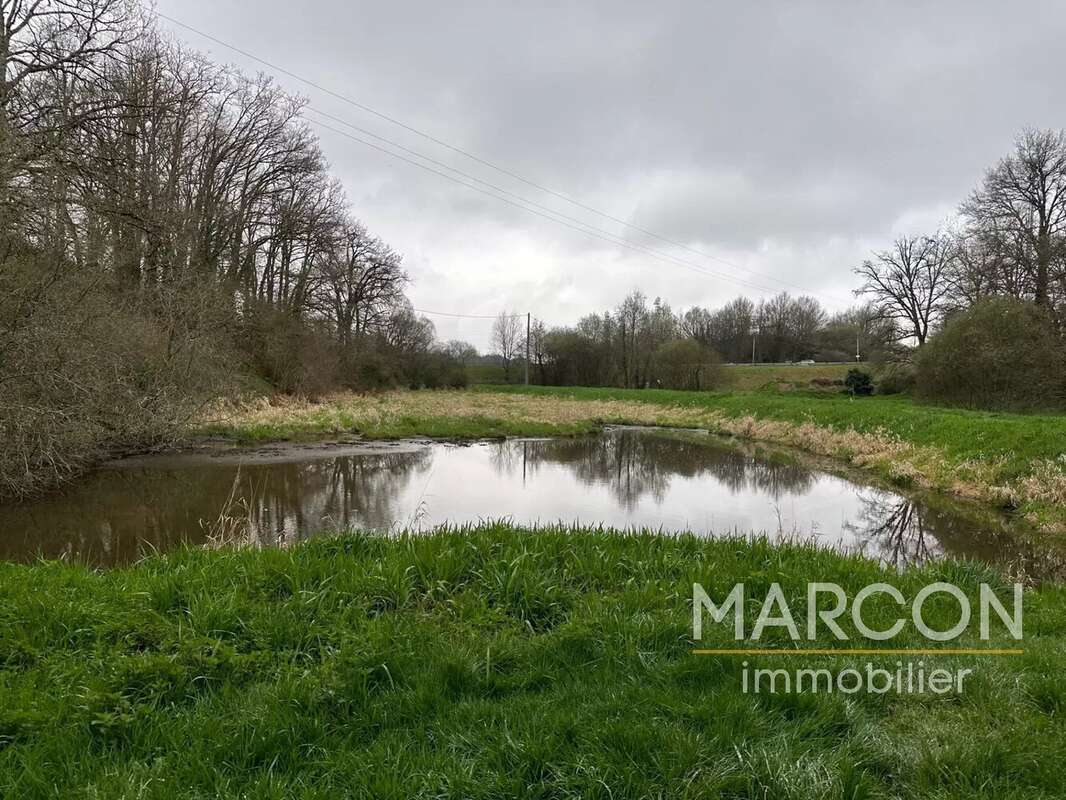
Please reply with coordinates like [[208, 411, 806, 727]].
[[1, 524, 1063, 799], [465, 362, 853, 390], [202, 388, 1066, 531], [722, 363, 853, 391], [199, 391, 603, 442], [465, 363, 518, 385], [485, 385, 1065, 477]]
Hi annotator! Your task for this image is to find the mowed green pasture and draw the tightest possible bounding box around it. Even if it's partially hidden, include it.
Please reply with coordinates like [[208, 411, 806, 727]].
[[722, 362, 853, 391]]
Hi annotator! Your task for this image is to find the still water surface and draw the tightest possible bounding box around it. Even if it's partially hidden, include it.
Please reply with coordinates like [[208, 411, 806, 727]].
[[0, 427, 1053, 571]]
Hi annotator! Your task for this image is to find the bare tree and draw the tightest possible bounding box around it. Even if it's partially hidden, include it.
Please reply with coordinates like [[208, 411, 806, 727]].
[[678, 305, 713, 344], [384, 303, 435, 353], [706, 296, 754, 362], [491, 310, 523, 382], [615, 290, 648, 388], [752, 292, 824, 362], [444, 339, 477, 366], [961, 128, 1066, 307], [0, 1, 136, 96], [0, 0, 137, 234], [527, 318, 548, 382], [946, 228, 1037, 309], [854, 233, 953, 346], [789, 296, 826, 360], [319, 222, 407, 347]]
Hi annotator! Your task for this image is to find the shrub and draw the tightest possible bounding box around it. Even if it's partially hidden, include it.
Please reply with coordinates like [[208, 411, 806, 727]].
[[651, 339, 724, 390], [241, 303, 341, 398], [844, 369, 874, 396], [915, 297, 1066, 411], [875, 363, 916, 395], [0, 259, 237, 498], [406, 349, 468, 389]]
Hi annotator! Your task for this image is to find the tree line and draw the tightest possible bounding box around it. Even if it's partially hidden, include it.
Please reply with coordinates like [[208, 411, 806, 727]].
[[492, 291, 899, 390], [0, 0, 463, 497]]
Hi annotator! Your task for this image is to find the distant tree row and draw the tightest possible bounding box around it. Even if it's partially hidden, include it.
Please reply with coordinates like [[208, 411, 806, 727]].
[[492, 291, 899, 390]]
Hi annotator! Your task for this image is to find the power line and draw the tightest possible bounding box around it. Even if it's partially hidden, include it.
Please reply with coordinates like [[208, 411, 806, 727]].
[[307, 110, 789, 293], [156, 12, 855, 304], [305, 107, 829, 298], [412, 308, 522, 319], [307, 117, 790, 295]]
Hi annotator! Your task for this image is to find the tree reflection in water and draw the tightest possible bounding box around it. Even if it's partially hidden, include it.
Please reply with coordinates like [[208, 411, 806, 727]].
[[844, 493, 943, 567], [497, 430, 815, 511], [844, 490, 1066, 580], [220, 449, 435, 547], [2, 428, 1061, 577], [0, 449, 432, 565]]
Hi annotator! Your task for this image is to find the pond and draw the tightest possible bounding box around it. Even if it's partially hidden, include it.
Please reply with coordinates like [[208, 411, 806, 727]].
[[0, 427, 1057, 574]]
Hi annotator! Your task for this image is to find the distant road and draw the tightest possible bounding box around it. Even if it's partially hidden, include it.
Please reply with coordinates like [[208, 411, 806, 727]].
[[724, 361, 856, 367]]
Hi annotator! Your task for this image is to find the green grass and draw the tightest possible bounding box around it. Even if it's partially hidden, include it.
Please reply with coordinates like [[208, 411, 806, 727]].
[[483, 385, 1066, 482], [723, 363, 853, 391], [1, 524, 1063, 799], [465, 363, 521, 385]]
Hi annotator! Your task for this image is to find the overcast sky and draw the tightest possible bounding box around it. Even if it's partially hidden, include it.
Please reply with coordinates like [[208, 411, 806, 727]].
[[157, 1, 1066, 350]]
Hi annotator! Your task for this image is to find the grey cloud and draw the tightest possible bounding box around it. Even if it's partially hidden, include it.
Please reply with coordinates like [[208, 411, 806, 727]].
[[158, 0, 1066, 347]]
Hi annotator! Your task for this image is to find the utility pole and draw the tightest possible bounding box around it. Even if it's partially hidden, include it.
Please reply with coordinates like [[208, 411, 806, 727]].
[[750, 326, 759, 365], [524, 312, 531, 385]]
